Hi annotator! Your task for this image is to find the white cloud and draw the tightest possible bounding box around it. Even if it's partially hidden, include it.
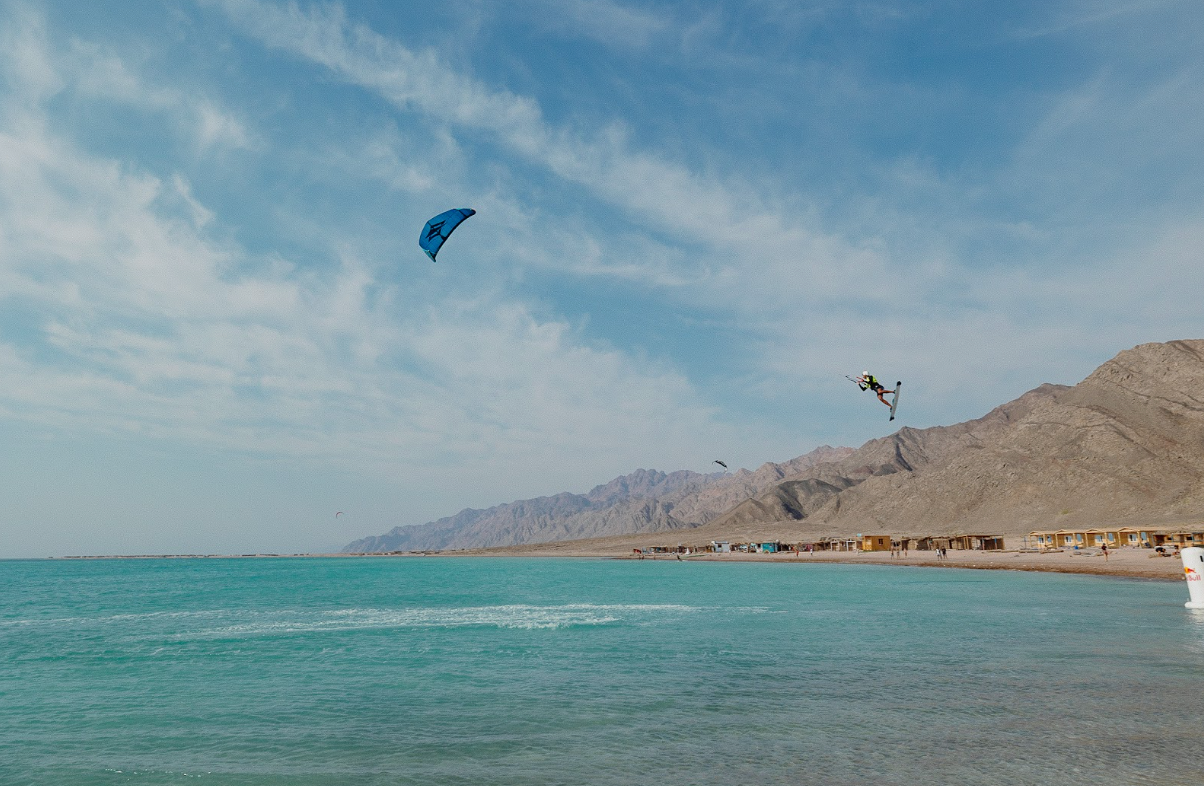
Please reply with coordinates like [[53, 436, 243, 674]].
[[193, 99, 254, 151], [520, 0, 670, 49], [202, 0, 1204, 412], [38, 29, 257, 152], [1011, 0, 1184, 40], [206, 0, 835, 260], [6, 0, 1203, 507], [0, 2, 735, 496], [204, 0, 928, 394], [0, 3, 62, 102]]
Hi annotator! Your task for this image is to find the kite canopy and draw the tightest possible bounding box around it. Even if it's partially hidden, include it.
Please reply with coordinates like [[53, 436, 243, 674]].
[[419, 208, 475, 261]]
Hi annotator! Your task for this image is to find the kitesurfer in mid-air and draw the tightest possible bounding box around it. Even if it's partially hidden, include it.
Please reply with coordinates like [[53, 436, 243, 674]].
[[855, 371, 894, 408]]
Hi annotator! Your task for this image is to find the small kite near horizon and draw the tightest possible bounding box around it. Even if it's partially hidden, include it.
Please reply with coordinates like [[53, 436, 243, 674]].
[[713, 460, 728, 469], [419, 208, 475, 262], [335, 511, 344, 518]]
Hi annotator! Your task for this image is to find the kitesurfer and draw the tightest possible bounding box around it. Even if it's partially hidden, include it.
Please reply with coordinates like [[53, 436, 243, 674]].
[[855, 371, 894, 408]]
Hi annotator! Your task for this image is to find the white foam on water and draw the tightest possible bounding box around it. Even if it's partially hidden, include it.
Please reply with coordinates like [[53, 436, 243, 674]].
[[0, 609, 231, 629], [175, 603, 703, 639], [4, 603, 760, 645]]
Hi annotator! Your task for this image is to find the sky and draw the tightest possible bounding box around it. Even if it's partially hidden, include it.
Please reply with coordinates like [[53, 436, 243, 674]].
[[2, 0, 1203, 557]]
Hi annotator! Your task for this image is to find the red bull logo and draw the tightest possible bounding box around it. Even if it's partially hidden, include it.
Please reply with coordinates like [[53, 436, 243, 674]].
[[1186, 566, 1201, 581]]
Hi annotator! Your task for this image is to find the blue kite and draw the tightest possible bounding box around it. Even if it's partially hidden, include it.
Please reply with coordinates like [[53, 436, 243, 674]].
[[419, 208, 475, 262]]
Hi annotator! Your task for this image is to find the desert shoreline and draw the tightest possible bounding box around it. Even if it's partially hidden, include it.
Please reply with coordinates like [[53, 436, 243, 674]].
[[451, 541, 1189, 582], [50, 546, 1190, 582], [633, 549, 1183, 581]]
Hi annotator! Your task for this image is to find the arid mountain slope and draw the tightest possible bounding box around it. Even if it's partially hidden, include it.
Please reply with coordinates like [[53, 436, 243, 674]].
[[344, 446, 852, 552], [348, 340, 1204, 552], [704, 383, 1065, 532], [701, 340, 1204, 540]]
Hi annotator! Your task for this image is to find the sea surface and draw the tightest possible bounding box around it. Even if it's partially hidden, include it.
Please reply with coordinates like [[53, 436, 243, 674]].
[[2, 556, 1202, 786]]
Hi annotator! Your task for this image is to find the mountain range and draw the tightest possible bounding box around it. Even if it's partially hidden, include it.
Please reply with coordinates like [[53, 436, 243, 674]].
[[344, 447, 853, 552], [345, 339, 1204, 552]]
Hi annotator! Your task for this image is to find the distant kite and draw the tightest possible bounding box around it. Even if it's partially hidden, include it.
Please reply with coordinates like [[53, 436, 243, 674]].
[[714, 460, 728, 469], [419, 208, 475, 262], [335, 511, 344, 518]]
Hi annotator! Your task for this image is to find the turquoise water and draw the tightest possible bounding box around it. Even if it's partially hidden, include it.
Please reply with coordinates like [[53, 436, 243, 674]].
[[2, 557, 1201, 786]]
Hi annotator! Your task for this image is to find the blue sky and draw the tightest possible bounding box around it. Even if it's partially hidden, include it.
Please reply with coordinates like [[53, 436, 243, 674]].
[[2, 0, 1203, 557]]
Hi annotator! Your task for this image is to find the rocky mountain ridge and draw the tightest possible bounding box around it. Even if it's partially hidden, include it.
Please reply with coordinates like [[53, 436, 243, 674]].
[[344, 446, 853, 552], [693, 339, 1204, 541], [346, 340, 1204, 552]]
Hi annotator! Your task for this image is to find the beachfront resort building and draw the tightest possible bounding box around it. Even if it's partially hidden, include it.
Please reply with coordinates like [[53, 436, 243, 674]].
[[1026, 526, 1204, 550], [1028, 528, 1127, 549], [636, 533, 1009, 556], [1162, 529, 1204, 548]]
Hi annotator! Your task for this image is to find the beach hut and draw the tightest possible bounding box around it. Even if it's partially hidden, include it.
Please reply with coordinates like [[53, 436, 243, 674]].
[[1053, 529, 1086, 548], [1151, 531, 1179, 547], [825, 537, 858, 552], [947, 534, 1005, 551], [1027, 531, 1059, 549], [1163, 530, 1204, 549], [711, 541, 731, 554], [861, 534, 892, 552], [1117, 527, 1157, 547]]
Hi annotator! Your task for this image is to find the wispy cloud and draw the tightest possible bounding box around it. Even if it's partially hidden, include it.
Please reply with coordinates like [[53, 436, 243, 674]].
[[520, 0, 670, 49], [206, 0, 837, 266], [186, 0, 1204, 419], [203, 0, 938, 411], [0, 2, 738, 495], [1010, 0, 1185, 40]]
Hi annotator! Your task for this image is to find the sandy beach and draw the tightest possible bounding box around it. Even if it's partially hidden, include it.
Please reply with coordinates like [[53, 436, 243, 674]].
[[60, 544, 1193, 582], [456, 538, 1189, 581], [660, 548, 1187, 580]]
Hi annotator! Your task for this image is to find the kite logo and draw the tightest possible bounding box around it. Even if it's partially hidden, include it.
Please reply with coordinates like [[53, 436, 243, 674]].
[[425, 221, 446, 241]]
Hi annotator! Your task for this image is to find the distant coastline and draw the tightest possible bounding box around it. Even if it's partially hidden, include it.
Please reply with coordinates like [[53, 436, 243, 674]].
[[44, 546, 1188, 582]]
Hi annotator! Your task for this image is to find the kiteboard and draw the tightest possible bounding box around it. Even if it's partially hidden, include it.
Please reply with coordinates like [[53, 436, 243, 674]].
[[889, 381, 902, 422]]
